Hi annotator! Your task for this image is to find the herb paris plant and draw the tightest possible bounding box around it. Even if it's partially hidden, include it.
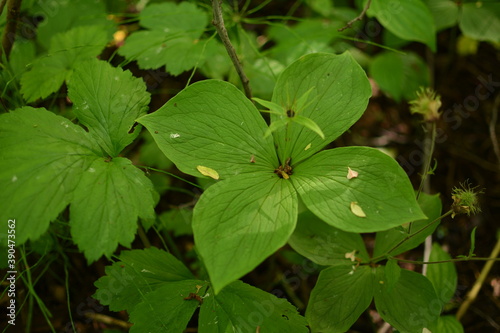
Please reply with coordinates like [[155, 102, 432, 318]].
[[137, 52, 425, 293]]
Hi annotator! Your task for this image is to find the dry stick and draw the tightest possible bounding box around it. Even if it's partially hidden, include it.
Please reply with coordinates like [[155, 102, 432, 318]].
[[456, 235, 500, 321], [211, 0, 252, 100], [338, 0, 372, 32], [84, 313, 133, 329], [0, 0, 22, 62]]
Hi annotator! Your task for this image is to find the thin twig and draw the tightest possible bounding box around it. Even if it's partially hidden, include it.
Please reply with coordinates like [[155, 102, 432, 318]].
[[1, 0, 22, 62], [338, 0, 372, 32], [85, 313, 133, 329], [488, 94, 500, 168], [211, 0, 252, 100], [456, 234, 500, 321]]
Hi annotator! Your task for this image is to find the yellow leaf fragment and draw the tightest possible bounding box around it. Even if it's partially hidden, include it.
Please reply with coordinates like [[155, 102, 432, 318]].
[[347, 167, 359, 179], [345, 250, 357, 262], [196, 165, 219, 180], [350, 202, 366, 218], [304, 143, 312, 151]]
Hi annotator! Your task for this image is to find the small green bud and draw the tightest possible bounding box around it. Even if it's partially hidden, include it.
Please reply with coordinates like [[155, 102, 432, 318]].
[[409, 88, 442, 122], [451, 181, 483, 218]]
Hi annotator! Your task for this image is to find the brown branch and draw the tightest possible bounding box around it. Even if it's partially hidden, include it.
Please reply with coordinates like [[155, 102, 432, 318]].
[[338, 0, 372, 32], [211, 0, 252, 100], [1, 0, 22, 62]]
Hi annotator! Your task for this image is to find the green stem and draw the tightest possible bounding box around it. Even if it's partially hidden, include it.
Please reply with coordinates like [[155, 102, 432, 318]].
[[137, 224, 151, 248], [371, 210, 453, 263], [416, 121, 437, 200]]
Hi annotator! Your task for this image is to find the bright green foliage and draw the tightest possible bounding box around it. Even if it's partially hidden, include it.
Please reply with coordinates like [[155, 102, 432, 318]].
[[139, 52, 425, 293], [20, 25, 110, 102], [427, 243, 457, 307], [271, 53, 371, 163], [306, 265, 374, 332], [292, 147, 426, 233], [193, 174, 297, 292], [94, 248, 308, 332], [374, 192, 442, 258], [32, 0, 111, 49], [137, 80, 277, 179], [374, 267, 441, 332], [430, 315, 464, 333], [288, 211, 370, 266], [69, 58, 150, 157], [199, 280, 308, 333], [70, 158, 156, 262], [368, 0, 436, 51], [423, 0, 459, 31], [460, 2, 500, 43], [384, 259, 401, 292], [369, 51, 430, 102], [119, 2, 209, 75], [0, 107, 100, 245], [0, 60, 157, 261]]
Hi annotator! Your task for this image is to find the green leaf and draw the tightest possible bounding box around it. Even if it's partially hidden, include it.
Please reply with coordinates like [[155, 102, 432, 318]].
[[138, 131, 173, 170], [460, 3, 500, 43], [368, 0, 436, 51], [292, 115, 325, 139], [374, 267, 441, 333], [68, 59, 150, 157], [369, 51, 430, 102], [94, 248, 195, 311], [20, 25, 109, 102], [469, 226, 477, 257], [70, 157, 156, 262], [288, 211, 369, 266], [427, 243, 457, 307], [118, 2, 208, 74], [129, 280, 206, 333], [159, 208, 193, 236], [374, 192, 442, 258], [137, 80, 278, 179], [33, 0, 111, 49], [429, 315, 464, 333], [253, 97, 285, 115], [199, 280, 308, 333], [306, 265, 374, 333], [0, 107, 100, 246], [384, 259, 401, 293], [422, 0, 459, 31], [272, 52, 371, 163], [193, 173, 297, 293], [292, 147, 426, 233]]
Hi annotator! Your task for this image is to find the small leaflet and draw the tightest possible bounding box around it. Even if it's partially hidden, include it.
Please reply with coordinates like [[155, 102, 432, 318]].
[[347, 167, 359, 179], [350, 202, 366, 218], [304, 143, 312, 151], [196, 165, 219, 180]]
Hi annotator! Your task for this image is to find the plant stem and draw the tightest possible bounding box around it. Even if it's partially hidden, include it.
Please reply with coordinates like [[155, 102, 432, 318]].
[[371, 210, 453, 263], [1, 0, 22, 62], [137, 224, 151, 248], [338, 0, 372, 32], [211, 0, 252, 100], [456, 233, 500, 321], [416, 121, 437, 200]]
